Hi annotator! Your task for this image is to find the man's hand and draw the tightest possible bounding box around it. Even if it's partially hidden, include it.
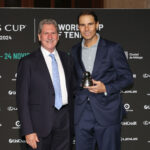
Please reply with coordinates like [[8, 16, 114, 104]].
[[84, 79, 106, 93], [25, 133, 39, 149]]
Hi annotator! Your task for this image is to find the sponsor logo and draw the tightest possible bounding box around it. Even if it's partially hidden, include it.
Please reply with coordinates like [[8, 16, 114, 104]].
[[143, 121, 150, 126], [0, 24, 27, 40], [11, 73, 17, 81], [73, 139, 75, 145], [146, 93, 150, 96], [124, 103, 134, 112], [143, 73, 150, 78], [121, 137, 138, 142], [125, 51, 143, 60], [7, 106, 18, 111], [12, 120, 21, 129], [58, 23, 104, 38], [8, 90, 16, 95], [144, 105, 150, 110], [121, 90, 137, 94], [0, 24, 27, 32], [124, 51, 129, 59], [8, 138, 26, 144], [121, 121, 137, 126], [133, 74, 136, 78]]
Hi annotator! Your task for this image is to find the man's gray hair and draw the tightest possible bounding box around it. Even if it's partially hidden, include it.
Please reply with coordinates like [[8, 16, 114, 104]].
[[38, 19, 59, 34]]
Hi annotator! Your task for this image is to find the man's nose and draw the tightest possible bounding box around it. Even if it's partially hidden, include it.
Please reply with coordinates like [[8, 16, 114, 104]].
[[48, 33, 53, 38], [85, 25, 89, 31]]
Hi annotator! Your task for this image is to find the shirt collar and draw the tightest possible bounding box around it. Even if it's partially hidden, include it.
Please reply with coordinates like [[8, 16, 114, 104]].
[[82, 33, 100, 49], [41, 46, 58, 57]]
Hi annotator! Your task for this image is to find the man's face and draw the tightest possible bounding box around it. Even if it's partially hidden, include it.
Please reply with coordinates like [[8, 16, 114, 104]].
[[38, 24, 59, 52], [78, 15, 99, 41]]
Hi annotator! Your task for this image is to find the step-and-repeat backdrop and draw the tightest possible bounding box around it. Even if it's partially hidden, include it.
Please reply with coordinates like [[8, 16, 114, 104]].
[[0, 8, 150, 150]]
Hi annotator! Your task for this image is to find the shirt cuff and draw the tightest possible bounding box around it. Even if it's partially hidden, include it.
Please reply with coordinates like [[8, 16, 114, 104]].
[[104, 92, 107, 96]]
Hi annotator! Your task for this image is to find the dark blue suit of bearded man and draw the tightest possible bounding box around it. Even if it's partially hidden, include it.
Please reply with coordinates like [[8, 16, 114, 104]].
[[71, 37, 133, 150]]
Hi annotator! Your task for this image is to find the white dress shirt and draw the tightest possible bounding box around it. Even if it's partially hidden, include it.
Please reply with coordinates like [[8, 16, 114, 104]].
[[41, 46, 68, 105]]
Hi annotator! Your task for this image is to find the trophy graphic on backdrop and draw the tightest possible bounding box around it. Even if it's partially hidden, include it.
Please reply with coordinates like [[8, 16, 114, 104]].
[[82, 71, 93, 88]]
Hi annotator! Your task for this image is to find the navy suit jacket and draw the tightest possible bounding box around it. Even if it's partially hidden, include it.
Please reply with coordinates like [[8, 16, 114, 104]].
[[16, 48, 74, 137], [71, 38, 133, 126]]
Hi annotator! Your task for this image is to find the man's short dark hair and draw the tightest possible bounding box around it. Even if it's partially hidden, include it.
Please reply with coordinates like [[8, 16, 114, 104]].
[[77, 10, 98, 24]]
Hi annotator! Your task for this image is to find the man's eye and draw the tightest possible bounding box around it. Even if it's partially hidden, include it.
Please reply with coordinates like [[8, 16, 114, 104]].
[[89, 23, 94, 26], [79, 24, 85, 27]]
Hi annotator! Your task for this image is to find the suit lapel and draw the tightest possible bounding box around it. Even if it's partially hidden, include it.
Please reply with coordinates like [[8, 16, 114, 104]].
[[57, 50, 69, 91], [92, 38, 106, 77], [76, 44, 86, 72], [36, 49, 54, 90]]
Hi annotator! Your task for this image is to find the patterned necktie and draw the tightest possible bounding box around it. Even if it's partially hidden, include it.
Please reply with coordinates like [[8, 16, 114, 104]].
[[50, 54, 62, 110]]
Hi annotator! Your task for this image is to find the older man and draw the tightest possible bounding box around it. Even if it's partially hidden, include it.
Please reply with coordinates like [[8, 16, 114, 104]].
[[16, 19, 74, 150]]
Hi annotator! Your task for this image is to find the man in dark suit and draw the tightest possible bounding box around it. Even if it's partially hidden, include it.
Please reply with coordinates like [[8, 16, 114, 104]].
[[16, 19, 74, 150], [71, 10, 133, 150]]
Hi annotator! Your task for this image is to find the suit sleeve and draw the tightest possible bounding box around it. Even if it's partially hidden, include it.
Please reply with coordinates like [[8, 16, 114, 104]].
[[105, 44, 133, 95], [16, 59, 34, 137]]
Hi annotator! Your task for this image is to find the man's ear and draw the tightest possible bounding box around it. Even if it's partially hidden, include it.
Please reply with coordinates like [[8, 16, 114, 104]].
[[38, 34, 41, 41], [96, 21, 99, 30]]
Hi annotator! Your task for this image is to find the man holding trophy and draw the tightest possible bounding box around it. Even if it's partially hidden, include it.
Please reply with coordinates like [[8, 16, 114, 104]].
[[71, 10, 133, 150]]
